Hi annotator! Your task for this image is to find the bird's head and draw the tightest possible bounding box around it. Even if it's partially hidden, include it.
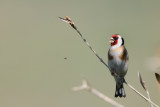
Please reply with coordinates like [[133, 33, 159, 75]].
[[109, 34, 124, 48]]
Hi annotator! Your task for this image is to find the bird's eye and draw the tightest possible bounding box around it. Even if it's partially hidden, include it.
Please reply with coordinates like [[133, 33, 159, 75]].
[[113, 37, 118, 40]]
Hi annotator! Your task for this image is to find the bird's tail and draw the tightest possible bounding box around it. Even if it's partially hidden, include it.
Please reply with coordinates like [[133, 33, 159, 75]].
[[115, 80, 126, 98]]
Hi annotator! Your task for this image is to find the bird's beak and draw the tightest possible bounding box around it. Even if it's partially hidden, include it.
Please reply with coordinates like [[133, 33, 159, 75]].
[[109, 37, 114, 43]]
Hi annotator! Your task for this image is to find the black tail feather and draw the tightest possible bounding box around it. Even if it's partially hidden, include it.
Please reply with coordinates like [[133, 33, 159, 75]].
[[115, 84, 126, 98]]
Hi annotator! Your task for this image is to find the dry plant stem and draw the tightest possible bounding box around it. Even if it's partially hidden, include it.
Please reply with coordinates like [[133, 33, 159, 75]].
[[72, 79, 124, 107], [74, 28, 110, 68], [59, 16, 159, 107], [146, 89, 153, 107], [138, 72, 153, 107], [124, 82, 159, 107], [58, 16, 111, 72]]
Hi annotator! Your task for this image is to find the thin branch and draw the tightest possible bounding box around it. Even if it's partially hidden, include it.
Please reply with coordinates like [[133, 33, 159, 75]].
[[58, 16, 111, 71], [146, 89, 153, 107], [58, 16, 159, 107], [138, 72, 153, 107], [72, 78, 124, 107], [124, 81, 159, 107]]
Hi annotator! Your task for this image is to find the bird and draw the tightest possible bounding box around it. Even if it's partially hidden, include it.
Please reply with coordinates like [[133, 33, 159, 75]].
[[108, 34, 129, 98]]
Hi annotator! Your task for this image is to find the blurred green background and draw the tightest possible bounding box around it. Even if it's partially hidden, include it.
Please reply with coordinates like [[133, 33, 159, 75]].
[[0, 0, 160, 107]]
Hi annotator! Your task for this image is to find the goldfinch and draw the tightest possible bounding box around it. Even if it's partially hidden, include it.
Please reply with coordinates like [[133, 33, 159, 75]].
[[108, 34, 129, 98]]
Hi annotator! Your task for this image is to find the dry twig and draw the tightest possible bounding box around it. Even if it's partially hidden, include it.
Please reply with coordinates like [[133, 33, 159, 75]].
[[124, 81, 158, 107], [137, 72, 153, 107], [58, 16, 110, 71], [72, 78, 124, 107]]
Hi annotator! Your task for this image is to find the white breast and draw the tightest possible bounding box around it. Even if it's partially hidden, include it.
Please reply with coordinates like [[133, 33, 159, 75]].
[[108, 47, 128, 77]]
